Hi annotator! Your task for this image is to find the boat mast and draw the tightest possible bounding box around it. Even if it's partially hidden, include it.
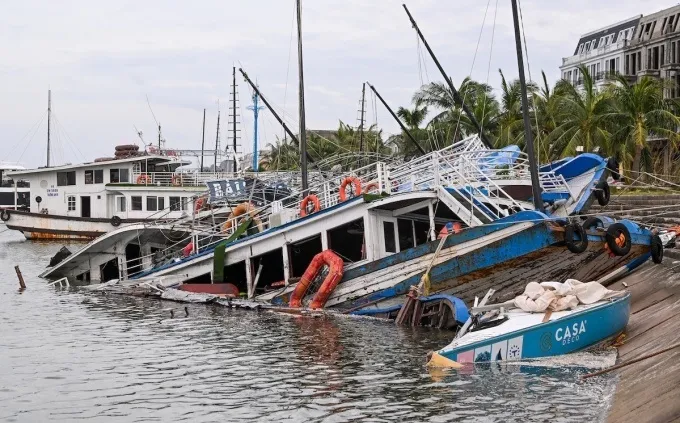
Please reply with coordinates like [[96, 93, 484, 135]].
[[232, 66, 238, 172], [214, 107, 221, 171], [510, 0, 543, 211], [248, 88, 264, 172], [200, 108, 206, 171], [359, 82, 366, 152], [367, 82, 426, 155], [296, 0, 308, 190], [402, 4, 493, 149], [46, 89, 51, 167]]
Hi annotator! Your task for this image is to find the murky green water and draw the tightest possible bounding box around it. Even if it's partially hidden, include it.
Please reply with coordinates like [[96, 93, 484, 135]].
[[0, 228, 615, 422]]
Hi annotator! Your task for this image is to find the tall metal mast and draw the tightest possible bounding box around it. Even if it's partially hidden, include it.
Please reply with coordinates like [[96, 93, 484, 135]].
[[46, 90, 51, 167], [214, 108, 221, 171], [359, 82, 366, 152], [296, 0, 308, 190], [402, 4, 493, 149], [232, 66, 238, 172], [200, 108, 206, 170], [367, 82, 426, 155], [247, 88, 264, 171], [511, 0, 543, 211]]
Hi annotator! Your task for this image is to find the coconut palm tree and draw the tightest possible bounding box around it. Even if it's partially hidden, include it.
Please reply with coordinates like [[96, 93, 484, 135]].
[[606, 75, 680, 175], [397, 102, 428, 130], [547, 65, 613, 159]]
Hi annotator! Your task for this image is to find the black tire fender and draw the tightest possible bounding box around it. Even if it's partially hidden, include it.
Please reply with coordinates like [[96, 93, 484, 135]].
[[565, 223, 589, 254], [583, 216, 606, 231], [0, 209, 10, 222], [606, 223, 632, 256], [111, 216, 122, 227], [594, 180, 610, 206], [651, 234, 664, 264]]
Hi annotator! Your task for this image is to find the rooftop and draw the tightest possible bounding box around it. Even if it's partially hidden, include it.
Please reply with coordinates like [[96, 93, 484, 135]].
[[7, 155, 186, 176]]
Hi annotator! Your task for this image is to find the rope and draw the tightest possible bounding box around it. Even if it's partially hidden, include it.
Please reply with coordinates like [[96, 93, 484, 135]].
[[480, 0, 499, 139], [517, 0, 542, 165]]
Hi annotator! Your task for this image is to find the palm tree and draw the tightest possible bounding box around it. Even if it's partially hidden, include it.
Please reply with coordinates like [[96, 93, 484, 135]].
[[547, 65, 613, 159], [397, 102, 428, 130], [606, 75, 680, 174]]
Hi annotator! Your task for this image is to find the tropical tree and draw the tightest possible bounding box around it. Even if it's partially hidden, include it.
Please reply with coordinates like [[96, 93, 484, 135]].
[[606, 75, 680, 174]]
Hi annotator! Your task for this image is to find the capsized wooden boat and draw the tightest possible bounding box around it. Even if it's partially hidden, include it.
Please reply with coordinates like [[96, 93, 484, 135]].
[[428, 290, 631, 367]]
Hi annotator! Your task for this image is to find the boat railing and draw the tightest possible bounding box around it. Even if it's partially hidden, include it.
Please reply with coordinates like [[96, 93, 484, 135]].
[[130, 170, 331, 189]]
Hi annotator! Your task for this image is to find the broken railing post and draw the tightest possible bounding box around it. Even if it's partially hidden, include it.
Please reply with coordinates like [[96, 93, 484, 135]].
[[15, 265, 26, 290]]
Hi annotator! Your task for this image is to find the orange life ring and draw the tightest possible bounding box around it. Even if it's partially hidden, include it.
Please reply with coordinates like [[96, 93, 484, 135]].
[[136, 174, 150, 184], [194, 197, 205, 214], [222, 202, 264, 233], [300, 194, 321, 217], [364, 182, 380, 194], [289, 250, 344, 309], [339, 176, 362, 202], [171, 174, 182, 186]]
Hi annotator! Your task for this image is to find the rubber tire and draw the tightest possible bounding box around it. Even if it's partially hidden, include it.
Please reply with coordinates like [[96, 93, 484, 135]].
[[565, 223, 589, 254], [651, 235, 664, 264], [594, 181, 610, 206], [111, 216, 122, 227], [607, 157, 621, 181], [605, 223, 632, 257], [0, 209, 10, 222], [583, 216, 605, 231]]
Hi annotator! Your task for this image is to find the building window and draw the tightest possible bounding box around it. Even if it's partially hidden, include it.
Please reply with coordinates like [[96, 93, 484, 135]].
[[85, 170, 94, 184], [67, 195, 76, 211], [615, 57, 620, 73], [57, 171, 76, 186], [94, 170, 103, 183], [131, 196, 142, 211], [110, 168, 130, 183], [116, 196, 127, 212]]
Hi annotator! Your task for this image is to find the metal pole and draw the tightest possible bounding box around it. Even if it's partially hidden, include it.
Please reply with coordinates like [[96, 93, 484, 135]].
[[252, 91, 260, 171], [359, 82, 366, 152], [402, 4, 493, 149], [297, 0, 308, 191], [367, 82, 426, 155], [214, 111, 220, 171], [200, 108, 206, 171], [46, 90, 51, 167], [511, 0, 543, 211], [232, 66, 238, 172]]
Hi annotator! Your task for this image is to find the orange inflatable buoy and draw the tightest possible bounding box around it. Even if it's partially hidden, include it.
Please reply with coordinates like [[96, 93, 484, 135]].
[[290, 250, 344, 309], [339, 176, 362, 202], [182, 242, 194, 257], [300, 194, 321, 217], [136, 174, 150, 184], [222, 202, 264, 233], [364, 182, 380, 194]]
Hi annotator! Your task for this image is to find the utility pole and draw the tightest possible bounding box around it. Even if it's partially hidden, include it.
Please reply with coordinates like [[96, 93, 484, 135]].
[[46, 90, 51, 167], [247, 88, 264, 172], [359, 82, 366, 152], [297, 0, 308, 191], [232, 66, 238, 172], [511, 0, 543, 211], [200, 108, 206, 170]]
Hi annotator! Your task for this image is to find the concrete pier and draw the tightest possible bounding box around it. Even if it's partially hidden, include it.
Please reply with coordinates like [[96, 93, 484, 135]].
[[605, 253, 680, 422]]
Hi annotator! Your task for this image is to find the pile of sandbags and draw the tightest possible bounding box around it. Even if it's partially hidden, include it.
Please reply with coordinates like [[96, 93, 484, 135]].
[[513, 280, 623, 312]]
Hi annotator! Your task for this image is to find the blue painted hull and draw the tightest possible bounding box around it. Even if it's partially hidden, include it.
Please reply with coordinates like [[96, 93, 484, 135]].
[[437, 293, 631, 363]]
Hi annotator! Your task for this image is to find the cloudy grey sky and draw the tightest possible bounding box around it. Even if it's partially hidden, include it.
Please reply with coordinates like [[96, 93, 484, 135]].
[[1, 0, 675, 168]]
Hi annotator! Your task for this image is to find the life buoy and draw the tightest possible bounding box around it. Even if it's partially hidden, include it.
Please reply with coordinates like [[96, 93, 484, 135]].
[[0, 209, 10, 222], [115, 144, 139, 152], [110, 216, 121, 227], [651, 234, 663, 264], [300, 195, 321, 217], [222, 202, 264, 233], [171, 175, 182, 186], [182, 242, 194, 257], [289, 250, 344, 309], [565, 223, 588, 253], [136, 174, 150, 184], [594, 181, 610, 206], [605, 223, 631, 256], [194, 197, 205, 214], [339, 177, 362, 202], [364, 182, 380, 194]]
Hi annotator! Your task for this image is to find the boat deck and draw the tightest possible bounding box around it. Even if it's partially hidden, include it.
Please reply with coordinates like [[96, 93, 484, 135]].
[[605, 254, 680, 422]]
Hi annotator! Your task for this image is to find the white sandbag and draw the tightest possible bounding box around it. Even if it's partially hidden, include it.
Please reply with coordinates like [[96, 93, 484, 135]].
[[514, 279, 622, 312]]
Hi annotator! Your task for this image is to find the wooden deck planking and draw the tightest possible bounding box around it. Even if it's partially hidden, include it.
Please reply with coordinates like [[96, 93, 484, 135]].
[[605, 261, 680, 423]]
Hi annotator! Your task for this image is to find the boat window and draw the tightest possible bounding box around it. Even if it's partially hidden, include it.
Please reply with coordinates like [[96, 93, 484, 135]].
[[146, 196, 164, 211], [57, 171, 76, 186], [116, 196, 126, 212], [383, 221, 396, 253], [169, 196, 182, 211], [67, 196, 76, 211], [85, 170, 94, 184], [131, 196, 142, 211], [222, 261, 247, 294], [414, 220, 431, 245], [328, 218, 365, 263], [94, 170, 103, 184], [288, 235, 323, 278], [398, 219, 415, 250], [110, 169, 130, 183], [251, 249, 284, 292]]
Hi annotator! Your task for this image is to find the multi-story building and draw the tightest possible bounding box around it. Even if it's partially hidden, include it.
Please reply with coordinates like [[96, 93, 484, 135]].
[[560, 16, 641, 87], [623, 5, 680, 99]]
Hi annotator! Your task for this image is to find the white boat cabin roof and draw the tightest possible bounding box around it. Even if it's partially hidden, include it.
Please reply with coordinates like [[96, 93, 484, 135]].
[[7, 155, 188, 176]]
